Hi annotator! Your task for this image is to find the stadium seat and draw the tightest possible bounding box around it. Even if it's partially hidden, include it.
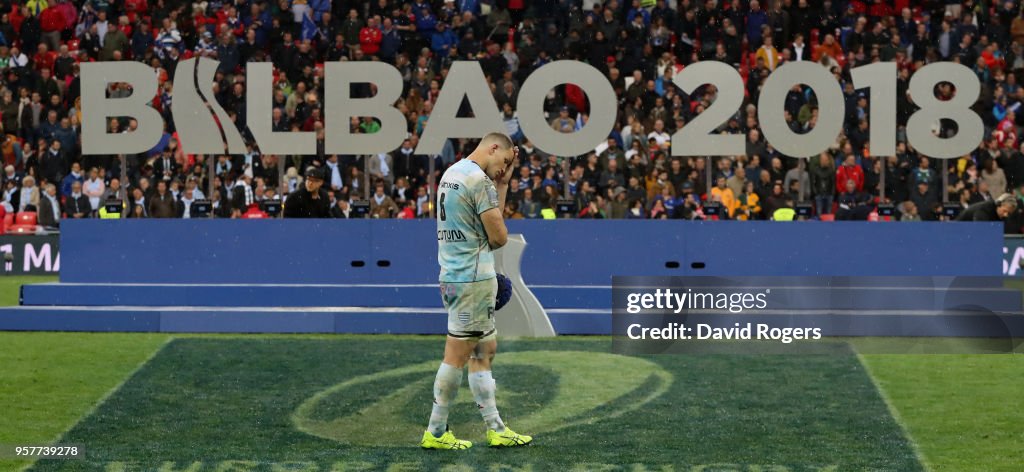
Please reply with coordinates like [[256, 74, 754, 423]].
[[6, 224, 37, 234], [16, 212, 37, 226], [1, 212, 11, 233], [242, 206, 269, 218], [7, 212, 39, 234], [820, 214, 835, 222]]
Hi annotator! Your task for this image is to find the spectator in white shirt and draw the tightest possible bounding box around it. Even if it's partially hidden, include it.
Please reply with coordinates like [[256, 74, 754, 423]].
[[647, 119, 670, 150], [326, 154, 344, 191], [16, 175, 39, 212], [83, 167, 106, 211], [369, 152, 394, 192]]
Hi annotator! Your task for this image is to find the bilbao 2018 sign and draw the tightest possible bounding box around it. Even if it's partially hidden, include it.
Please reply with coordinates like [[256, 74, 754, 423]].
[[81, 59, 982, 159]]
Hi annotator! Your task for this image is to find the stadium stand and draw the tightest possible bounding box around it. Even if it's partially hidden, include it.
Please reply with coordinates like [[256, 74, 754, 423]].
[[0, 0, 1021, 230]]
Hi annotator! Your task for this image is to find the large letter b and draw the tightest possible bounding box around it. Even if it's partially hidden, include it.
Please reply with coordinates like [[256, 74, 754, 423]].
[[81, 62, 163, 155]]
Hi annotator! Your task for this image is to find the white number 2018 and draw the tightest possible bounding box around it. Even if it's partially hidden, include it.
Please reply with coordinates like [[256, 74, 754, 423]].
[[667, 61, 981, 160]]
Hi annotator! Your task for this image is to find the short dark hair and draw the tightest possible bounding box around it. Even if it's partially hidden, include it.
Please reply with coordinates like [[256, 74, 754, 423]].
[[481, 132, 513, 149]]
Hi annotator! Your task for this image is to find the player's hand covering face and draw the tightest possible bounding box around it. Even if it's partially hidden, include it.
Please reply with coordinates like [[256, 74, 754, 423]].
[[494, 146, 518, 185]]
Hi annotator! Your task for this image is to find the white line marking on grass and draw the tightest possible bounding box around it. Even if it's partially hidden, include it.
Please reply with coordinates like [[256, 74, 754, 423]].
[[855, 353, 934, 472], [20, 336, 174, 472]]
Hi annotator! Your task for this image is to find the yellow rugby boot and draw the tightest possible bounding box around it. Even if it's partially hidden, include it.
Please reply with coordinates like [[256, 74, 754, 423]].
[[486, 427, 532, 447], [420, 428, 473, 450]]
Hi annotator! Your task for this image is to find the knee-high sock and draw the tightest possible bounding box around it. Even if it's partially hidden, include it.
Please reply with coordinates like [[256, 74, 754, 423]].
[[469, 370, 505, 432], [427, 362, 463, 437]]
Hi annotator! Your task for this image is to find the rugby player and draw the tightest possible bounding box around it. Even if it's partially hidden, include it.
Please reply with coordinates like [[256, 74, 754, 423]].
[[421, 132, 533, 450]]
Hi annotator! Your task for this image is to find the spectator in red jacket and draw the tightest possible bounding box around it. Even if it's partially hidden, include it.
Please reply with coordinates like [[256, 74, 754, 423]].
[[995, 110, 1017, 149], [39, 6, 65, 51], [359, 17, 382, 56], [33, 44, 56, 72], [124, 0, 149, 18], [836, 154, 864, 193]]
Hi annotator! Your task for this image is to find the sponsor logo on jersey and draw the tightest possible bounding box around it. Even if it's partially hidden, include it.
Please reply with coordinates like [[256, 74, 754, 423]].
[[437, 229, 467, 241]]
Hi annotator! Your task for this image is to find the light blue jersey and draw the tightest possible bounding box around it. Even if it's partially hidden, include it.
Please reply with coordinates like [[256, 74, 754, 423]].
[[437, 158, 499, 283]]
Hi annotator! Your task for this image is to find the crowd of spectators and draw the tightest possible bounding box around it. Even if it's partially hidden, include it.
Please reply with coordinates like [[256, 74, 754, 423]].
[[3, 0, 1024, 232]]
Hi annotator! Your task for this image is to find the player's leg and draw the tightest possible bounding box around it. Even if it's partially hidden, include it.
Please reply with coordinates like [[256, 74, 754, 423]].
[[429, 335, 475, 435], [468, 335, 531, 447], [468, 338, 504, 432], [421, 336, 475, 449], [422, 282, 478, 450], [443, 335, 476, 369]]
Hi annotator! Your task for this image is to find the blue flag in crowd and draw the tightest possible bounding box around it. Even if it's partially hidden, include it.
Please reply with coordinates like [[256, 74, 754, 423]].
[[301, 12, 319, 41]]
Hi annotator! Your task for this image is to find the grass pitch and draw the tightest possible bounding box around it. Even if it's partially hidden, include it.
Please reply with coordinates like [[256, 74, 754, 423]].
[[863, 355, 1024, 471], [0, 275, 1022, 471], [24, 337, 920, 471]]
